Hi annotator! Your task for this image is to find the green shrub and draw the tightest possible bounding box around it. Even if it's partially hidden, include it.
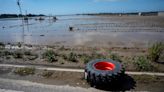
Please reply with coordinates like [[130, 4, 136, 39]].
[[42, 50, 58, 63], [134, 56, 153, 71], [14, 67, 35, 76], [148, 42, 164, 62]]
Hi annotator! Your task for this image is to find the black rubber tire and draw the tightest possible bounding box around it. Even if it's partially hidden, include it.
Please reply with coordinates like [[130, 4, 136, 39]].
[[85, 59, 124, 86]]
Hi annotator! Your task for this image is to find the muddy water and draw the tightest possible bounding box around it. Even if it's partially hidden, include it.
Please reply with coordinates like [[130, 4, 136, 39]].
[[0, 15, 164, 47]]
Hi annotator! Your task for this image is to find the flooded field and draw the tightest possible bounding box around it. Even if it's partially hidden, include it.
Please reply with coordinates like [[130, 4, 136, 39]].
[[0, 15, 164, 48]]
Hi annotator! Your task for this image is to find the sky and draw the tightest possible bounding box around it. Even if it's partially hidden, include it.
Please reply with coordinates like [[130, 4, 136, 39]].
[[0, 0, 164, 15]]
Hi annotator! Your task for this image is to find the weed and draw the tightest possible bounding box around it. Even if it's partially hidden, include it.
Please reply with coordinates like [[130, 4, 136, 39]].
[[41, 70, 53, 78], [68, 52, 78, 62], [123, 47, 128, 50], [24, 51, 38, 60], [6, 56, 11, 59], [61, 54, 68, 60], [27, 55, 38, 60], [13, 51, 23, 59], [0, 47, 4, 50], [0, 42, 5, 47], [134, 56, 153, 71], [59, 45, 65, 50], [4, 50, 13, 56], [91, 52, 106, 59], [109, 53, 122, 62], [60, 62, 65, 64], [148, 42, 164, 62], [24, 51, 32, 56], [42, 50, 58, 63], [17, 42, 22, 48], [83, 57, 91, 64], [0, 51, 2, 57], [133, 75, 160, 83], [80, 54, 91, 64], [0, 50, 13, 57], [14, 67, 35, 76]]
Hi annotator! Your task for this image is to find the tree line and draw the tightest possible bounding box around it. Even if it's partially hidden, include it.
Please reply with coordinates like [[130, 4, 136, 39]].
[[0, 14, 45, 18]]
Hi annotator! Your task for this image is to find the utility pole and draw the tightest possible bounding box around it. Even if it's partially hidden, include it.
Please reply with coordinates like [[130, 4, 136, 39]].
[[17, 0, 25, 56]]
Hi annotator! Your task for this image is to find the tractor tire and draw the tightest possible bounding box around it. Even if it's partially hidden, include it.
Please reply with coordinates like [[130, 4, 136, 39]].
[[85, 59, 124, 87]]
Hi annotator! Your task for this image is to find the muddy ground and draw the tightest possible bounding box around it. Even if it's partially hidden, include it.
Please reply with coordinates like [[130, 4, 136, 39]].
[[0, 44, 164, 72], [0, 66, 164, 92]]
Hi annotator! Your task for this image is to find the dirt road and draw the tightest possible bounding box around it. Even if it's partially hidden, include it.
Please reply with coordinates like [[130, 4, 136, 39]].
[[0, 63, 164, 76], [0, 77, 102, 92]]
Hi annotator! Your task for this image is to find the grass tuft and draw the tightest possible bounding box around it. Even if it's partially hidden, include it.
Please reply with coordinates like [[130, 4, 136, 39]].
[[14, 67, 35, 76], [68, 52, 78, 62], [42, 50, 58, 63], [109, 53, 122, 62], [13, 51, 23, 59], [41, 70, 53, 78], [148, 42, 164, 62]]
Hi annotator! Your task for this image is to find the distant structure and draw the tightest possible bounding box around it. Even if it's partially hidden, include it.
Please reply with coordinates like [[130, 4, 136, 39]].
[[138, 12, 142, 16], [138, 12, 158, 16], [82, 12, 160, 16], [158, 12, 164, 16]]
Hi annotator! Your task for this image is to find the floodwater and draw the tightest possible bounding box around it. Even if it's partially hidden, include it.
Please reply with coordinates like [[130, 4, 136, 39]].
[[0, 15, 164, 47]]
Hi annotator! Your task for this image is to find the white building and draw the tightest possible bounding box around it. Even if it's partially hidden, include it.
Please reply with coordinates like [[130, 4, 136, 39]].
[[158, 12, 164, 16]]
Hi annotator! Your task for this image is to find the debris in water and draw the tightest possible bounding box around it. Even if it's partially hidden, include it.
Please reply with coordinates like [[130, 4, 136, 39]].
[[69, 26, 74, 31], [40, 35, 45, 36]]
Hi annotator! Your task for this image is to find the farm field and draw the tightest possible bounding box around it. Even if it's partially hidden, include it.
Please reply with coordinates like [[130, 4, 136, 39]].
[[0, 15, 164, 91], [0, 15, 164, 72]]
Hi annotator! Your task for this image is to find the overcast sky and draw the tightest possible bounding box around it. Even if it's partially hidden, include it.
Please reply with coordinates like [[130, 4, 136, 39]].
[[0, 0, 164, 15]]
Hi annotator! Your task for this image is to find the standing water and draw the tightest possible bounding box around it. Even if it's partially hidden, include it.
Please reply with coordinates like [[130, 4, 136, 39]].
[[0, 15, 164, 48]]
